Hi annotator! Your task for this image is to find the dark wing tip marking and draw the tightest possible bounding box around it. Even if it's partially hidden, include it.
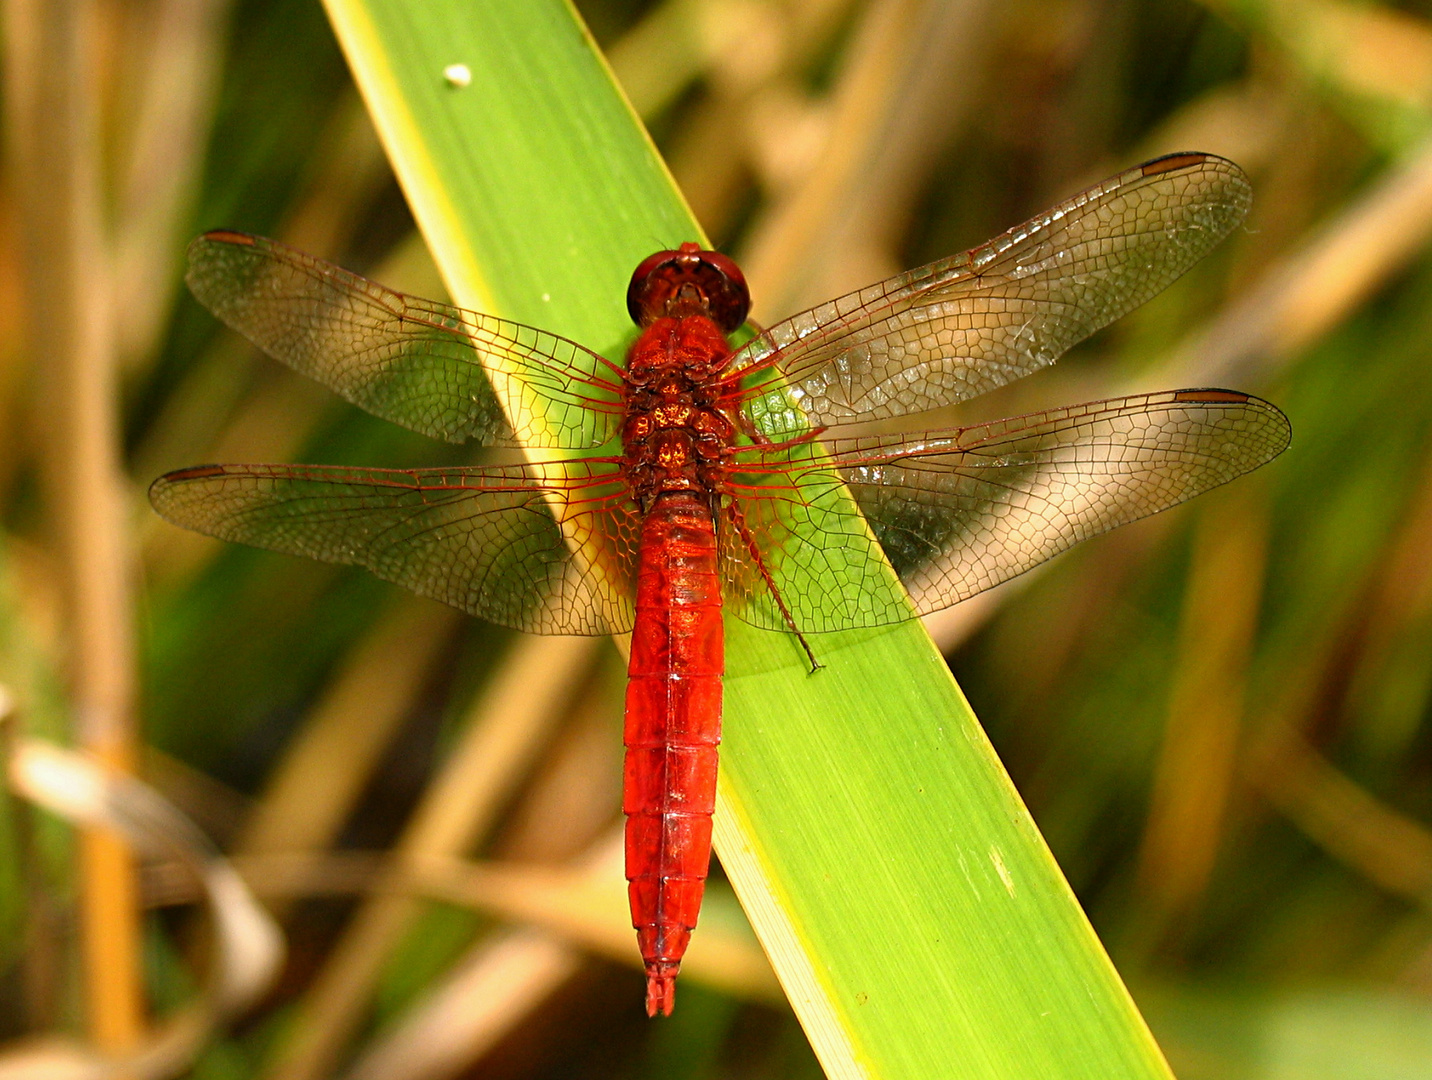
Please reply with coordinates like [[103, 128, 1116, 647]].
[[157, 464, 230, 483], [1173, 388, 1250, 404], [1142, 151, 1216, 175], [197, 229, 258, 247], [1169, 388, 1291, 450]]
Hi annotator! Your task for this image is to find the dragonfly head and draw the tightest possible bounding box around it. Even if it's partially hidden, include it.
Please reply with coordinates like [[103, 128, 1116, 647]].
[[627, 242, 750, 333]]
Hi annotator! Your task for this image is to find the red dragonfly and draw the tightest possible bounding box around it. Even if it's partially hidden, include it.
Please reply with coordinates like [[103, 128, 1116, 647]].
[[151, 152, 1289, 1016]]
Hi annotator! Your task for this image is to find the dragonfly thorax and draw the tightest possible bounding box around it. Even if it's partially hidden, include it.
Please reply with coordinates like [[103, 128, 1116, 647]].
[[625, 315, 732, 384], [622, 319, 735, 506]]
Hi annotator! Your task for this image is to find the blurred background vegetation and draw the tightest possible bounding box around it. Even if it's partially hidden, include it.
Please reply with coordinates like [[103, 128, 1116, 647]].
[[2, 0, 1432, 1076]]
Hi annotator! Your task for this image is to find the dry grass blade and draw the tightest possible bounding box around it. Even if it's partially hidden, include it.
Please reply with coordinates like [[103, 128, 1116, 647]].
[[110, 0, 231, 372], [739, 0, 1000, 314], [265, 635, 598, 1080], [340, 929, 580, 1080], [662, 0, 858, 237], [1203, 0, 1432, 114], [336, 836, 620, 1080], [606, 0, 779, 120], [1133, 486, 1269, 947], [1239, 439, 1432, 907], [1266, 446, 1432, 903], [2, 0, 141, 1051], [231, 841, 779, 1003], [1255, 726, 1432, 904], [238, 596, 461, 883], [1, 734, 282, 1080], [1164, 133, 1432, 387], [330, 831, 774, 1080]]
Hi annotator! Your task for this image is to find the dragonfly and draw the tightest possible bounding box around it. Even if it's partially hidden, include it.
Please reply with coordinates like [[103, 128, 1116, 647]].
[[151, 151, 1290, 1016]]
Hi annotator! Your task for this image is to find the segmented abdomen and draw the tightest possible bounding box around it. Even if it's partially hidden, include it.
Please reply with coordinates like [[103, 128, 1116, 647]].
[[623, 489, 723, 1017]]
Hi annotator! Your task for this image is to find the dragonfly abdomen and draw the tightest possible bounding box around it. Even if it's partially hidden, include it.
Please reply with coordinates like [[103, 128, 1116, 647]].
[[623, 489, 723, 1017]]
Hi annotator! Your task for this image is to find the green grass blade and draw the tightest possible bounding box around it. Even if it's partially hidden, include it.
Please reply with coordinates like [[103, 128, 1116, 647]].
[[320, 1, 1175, 1075]]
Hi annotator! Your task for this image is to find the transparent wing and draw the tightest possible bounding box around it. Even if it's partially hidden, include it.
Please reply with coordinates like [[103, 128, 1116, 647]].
[[721, 390, 1290, 632], [733, 154, 1252, 436], [149, 460, 639, 635], [186, 231, 625, 448]]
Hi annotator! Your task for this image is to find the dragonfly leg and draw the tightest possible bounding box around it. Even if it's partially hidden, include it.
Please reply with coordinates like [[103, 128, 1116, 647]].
[[722, 498, 822, 672], [730, 413, 827, 449]]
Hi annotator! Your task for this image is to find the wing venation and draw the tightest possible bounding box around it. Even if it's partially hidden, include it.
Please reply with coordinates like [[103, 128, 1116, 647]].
[[150, 461, 638, 635], [186, 232, 623, 449], [720, 390, 1290, 632], [734, 154, 1252, 436]]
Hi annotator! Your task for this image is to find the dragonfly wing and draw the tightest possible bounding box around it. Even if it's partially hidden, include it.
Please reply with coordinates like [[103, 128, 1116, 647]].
[[718, 464, 909, 635], [186, 232, 624, 449], [149, 461, 638, 635], [723, 390, 1289, 632], [734, 154, 1252, 436]]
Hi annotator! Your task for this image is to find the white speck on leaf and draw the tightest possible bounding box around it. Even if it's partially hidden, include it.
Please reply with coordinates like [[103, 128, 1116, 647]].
[[956, 848, 980, 899], [989, 844, 1015, 895], [443, 63, 472, 88]]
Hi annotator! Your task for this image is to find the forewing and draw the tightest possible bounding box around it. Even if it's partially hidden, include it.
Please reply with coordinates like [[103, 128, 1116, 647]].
[[734, 154, 1252, 436], [186, 232, 624, 448], [722, 390, 1290, 632], [149, 461, 638, 635]]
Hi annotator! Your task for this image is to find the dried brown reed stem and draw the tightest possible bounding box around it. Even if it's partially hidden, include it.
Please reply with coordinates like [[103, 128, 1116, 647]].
[[110, 0, 230, 373], [1258, 727, 1432, 903], [0, 696, 62, 1031], [341, 928, 582, 1080], [1202, 0, 1432, 113], [1339, 456, 1432, 761], [336, 683, 624, 1079], [738, 0, 998, 318], [238, 596, 463, 903], [1, 734, 284, 1079], [1248, 445, 1432, 907], [1248, 625, 1432, 907], [607, 0, 778, 122], [1164, 132, 1432, 388], [330, 841, 775, 1080], [651, 0, 858, 240], [266, 635, 599, 1080], [174, 844, 777, 1008], [3, 0, 141, 1050], [328, 655, 625, 1077], [1135, 485, 1269, 945]]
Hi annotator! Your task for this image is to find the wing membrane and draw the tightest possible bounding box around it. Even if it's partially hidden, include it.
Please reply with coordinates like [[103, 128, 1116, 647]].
[[186, 232, 624, 448], [718, 466, 909, 635], [735, 154, 1252, 436], [722, 390, 1290, 632], [149, 461, 639, 635]]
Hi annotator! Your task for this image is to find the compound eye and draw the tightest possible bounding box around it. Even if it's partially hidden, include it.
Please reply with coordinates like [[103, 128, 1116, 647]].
[[626, 248, 683, 325], [626, 243, 751, 332]]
